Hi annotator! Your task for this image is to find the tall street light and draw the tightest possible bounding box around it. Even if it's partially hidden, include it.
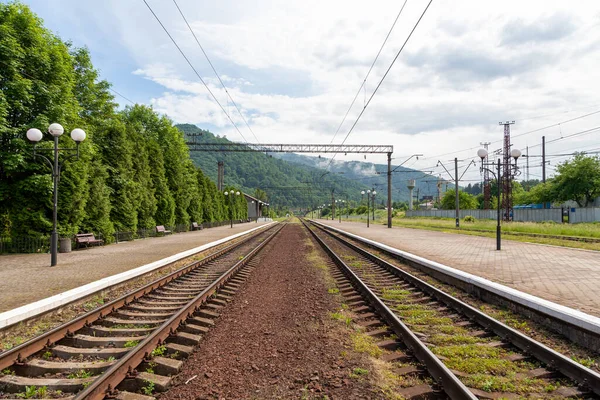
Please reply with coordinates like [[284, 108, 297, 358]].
[[371, 190, 377, 222], [477, 147, 520, 250], [224, 190, 240, 228], [27, 123, 86, 267], [361, 190, 371, 228]]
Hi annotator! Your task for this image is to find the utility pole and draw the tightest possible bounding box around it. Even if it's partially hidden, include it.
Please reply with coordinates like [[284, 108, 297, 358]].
[[526, 146, 529, 182], [480, 142, 491, 209], [455, 157, 459, 228], [331, 190, 335, 221], [217, 161, 224, 191], [542, 136, 546, 209], [387, 152, 392, 228], [542, 136, 546, 183], [436, 175, 441, 206], [500, 121, 515, 221]]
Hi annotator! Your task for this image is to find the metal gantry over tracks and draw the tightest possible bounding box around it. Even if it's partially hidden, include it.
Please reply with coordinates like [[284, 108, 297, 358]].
[[186, 141, 395, 228]]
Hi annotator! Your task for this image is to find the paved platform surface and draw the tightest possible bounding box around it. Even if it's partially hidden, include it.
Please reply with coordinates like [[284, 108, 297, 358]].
[[0, 223, 268, 313], [317, 219, 600, 317]]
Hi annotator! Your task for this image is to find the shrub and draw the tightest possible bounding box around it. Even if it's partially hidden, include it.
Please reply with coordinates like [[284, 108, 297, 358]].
[[463, 215, 476, 223]]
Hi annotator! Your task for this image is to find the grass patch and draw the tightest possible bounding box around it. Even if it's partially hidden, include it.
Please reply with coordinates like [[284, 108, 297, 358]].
[[123, 340, 139, 348], [381, 288, 411, 301], [349, 367, 369, 379], [329, 312, 352, 327], [462, 374, 548, 394], [328, 288, 339, 294], [67, 369, 93, 379], [351, 332, 383, 358]]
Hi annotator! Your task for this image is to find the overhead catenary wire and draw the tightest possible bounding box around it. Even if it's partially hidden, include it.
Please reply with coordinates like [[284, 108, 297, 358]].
[[171, 0, 260, 143], [324, 0, 434, 172], [426, 109, 600, 160], [329, 0, 408, 145], [142, 0, 249, 144]]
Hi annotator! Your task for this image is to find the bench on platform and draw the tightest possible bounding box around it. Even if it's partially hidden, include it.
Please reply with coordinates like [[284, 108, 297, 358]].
[[156, 225, 172, 236], [75, 233, 104, 249], [191, 222, 202, 231]]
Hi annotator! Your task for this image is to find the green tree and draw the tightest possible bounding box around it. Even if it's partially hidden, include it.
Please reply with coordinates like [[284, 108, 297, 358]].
[[440, 189, 478, 210], [552, 154, 600, 207]]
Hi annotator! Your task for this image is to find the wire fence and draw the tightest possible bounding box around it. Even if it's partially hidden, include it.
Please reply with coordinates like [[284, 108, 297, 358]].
[[0, 219, 252, 254]]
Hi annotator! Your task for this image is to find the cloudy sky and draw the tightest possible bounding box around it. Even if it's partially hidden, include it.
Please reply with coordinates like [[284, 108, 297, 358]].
[[25, 0, 600, 184]]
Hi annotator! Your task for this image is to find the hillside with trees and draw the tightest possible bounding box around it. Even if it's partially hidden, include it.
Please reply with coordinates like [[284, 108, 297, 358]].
[[176, 124, 373, 210]]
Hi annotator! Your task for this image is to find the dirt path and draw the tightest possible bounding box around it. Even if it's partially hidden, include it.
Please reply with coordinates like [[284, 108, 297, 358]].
[[161, 223, 382, 399]]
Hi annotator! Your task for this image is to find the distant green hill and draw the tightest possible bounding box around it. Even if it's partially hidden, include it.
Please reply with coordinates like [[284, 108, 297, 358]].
[[275, 153, 447, 202], [177, 124, 445, 208], [177, 124, 372, 209]]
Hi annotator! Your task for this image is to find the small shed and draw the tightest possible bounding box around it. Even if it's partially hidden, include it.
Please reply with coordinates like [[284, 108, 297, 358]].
[[243, 193, 268, 219]]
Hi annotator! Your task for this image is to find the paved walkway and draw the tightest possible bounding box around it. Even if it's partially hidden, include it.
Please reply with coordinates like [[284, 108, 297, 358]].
[[317, 219, 600, 317], [0, 222, 268, 312]]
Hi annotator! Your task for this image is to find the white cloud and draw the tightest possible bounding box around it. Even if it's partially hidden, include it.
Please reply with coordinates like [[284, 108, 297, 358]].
[[41, 0, 600, 182]]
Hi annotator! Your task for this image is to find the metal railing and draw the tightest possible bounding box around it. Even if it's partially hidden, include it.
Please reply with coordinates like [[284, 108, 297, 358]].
[[0, 236, 50, 254], [1, 220, 252, 254]]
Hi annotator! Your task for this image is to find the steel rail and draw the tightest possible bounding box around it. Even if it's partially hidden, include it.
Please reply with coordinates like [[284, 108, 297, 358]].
[[74, 223, 285, 399], [310, 220, 600, 396], [301, 219, 477, 400], [0, 223, 276, 371]]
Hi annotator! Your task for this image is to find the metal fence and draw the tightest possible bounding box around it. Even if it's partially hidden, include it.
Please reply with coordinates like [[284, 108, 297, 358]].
[[568, 208, 600, 224], [406, 208, 600, 224], [0, 219, 251, 254], [0, 236, 50, 254]]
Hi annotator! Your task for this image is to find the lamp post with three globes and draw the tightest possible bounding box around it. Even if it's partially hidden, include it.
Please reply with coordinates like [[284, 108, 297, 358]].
[[477, 147, 521, 250], [27, 123, 86, 267]]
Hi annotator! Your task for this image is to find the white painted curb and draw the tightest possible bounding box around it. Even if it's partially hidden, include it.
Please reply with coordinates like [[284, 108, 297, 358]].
[[313, 220, 600, 335], [0, 222, 276, 329]]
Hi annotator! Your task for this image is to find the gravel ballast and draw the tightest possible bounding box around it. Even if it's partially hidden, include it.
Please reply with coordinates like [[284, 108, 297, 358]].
[[161, 223, 382, 399]]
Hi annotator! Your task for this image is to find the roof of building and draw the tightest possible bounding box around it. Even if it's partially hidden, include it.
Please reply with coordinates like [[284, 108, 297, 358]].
[[242, 192, 269, 205]]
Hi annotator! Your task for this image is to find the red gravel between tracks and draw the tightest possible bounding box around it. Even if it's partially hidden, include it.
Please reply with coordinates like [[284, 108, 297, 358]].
[[160, 223, 383, 399]]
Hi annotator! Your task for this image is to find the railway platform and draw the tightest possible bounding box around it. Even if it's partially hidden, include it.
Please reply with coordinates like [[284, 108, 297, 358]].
[[0, 222, 269, 313], [316, 219, 600, 317]]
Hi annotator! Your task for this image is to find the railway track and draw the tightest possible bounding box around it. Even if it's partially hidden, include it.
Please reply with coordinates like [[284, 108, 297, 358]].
[[302, 218, 600, 399], [0, 223, 282, 400]]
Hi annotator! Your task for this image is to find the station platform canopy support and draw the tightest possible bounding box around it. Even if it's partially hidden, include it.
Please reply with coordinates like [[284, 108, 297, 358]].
[[186, 142, 394, 228]]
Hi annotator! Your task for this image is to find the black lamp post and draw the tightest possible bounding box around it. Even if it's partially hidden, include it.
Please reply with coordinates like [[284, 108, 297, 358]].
[[361, 190, 371, 228], [27, 123, 86, 267], [477, 148, 521, 250], [371, 190, 377, 221], [224, 190, 240, 228]]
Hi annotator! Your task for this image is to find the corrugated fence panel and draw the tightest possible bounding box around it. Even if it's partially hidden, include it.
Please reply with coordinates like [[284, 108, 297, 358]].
[[568, 208, 600, 223], [513, 208, 562, 223]]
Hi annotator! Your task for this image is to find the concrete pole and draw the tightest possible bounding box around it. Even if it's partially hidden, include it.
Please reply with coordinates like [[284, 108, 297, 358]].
[[455, 157, 460, 228], [387, 152, 392, 228]]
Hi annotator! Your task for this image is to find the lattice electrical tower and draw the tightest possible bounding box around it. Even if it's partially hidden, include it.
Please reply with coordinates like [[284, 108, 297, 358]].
[[500, 121, 515, 221]]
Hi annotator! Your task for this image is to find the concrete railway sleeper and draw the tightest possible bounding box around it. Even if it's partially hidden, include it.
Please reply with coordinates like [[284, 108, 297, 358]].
[[0, 223, 283, 400], [303, 218, 600, 399]]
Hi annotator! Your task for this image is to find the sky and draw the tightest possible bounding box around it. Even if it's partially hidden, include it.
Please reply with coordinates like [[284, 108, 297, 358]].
[[22, 0, 600, 185]]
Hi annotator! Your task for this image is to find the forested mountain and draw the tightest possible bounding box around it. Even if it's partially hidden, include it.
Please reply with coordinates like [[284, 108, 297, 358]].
[[274, 153, 448, 202], [176, 124, 371, 209]]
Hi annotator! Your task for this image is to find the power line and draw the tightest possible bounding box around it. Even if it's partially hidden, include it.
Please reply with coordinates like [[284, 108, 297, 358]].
[[108, 88, 136, 105], [171, 0, 259, 143], [426, 109, 600, 160], [142, 0, 249, 143], [329, 0, 408, 145], [325, 0, 433, 172]]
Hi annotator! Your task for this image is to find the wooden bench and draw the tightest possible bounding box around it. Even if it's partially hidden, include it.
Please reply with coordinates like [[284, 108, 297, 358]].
[[75, 233, 104, 248], [191, 222, 202, 231], [156, 225, 172, 236]]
